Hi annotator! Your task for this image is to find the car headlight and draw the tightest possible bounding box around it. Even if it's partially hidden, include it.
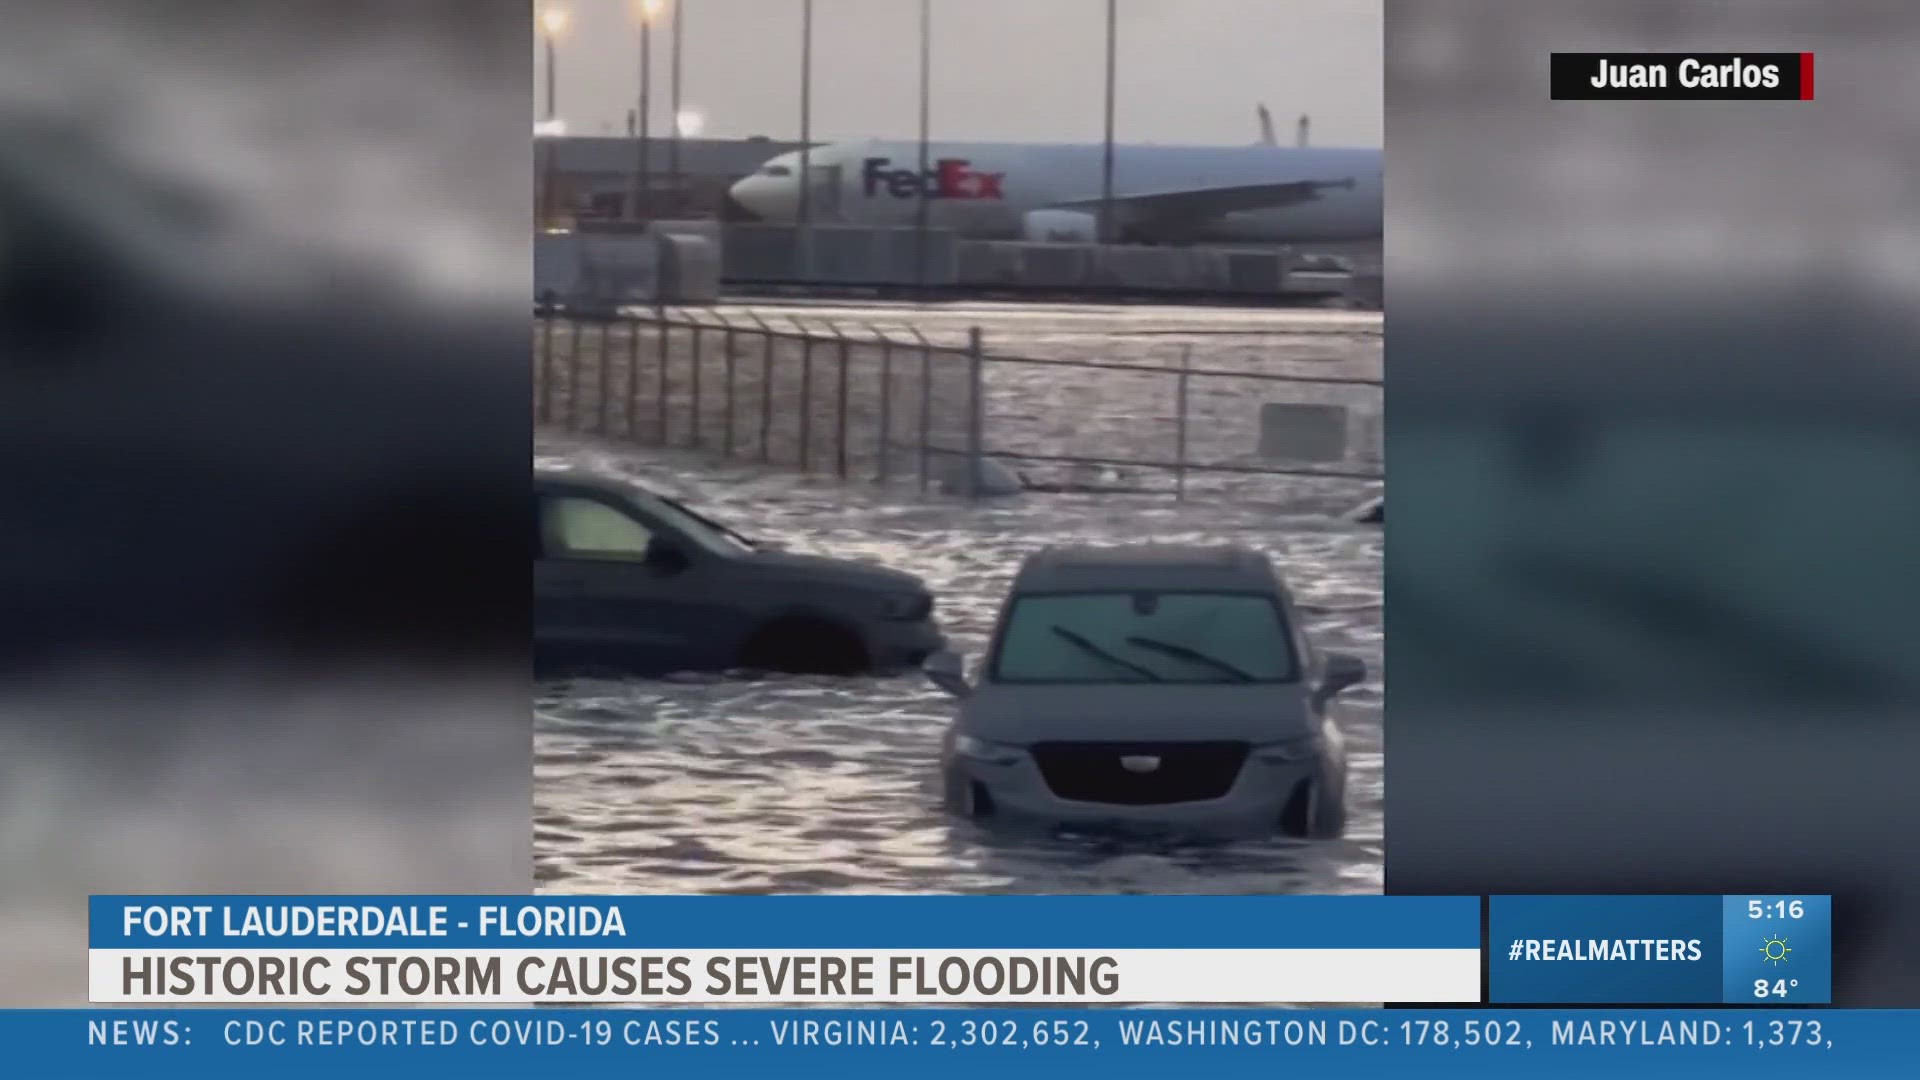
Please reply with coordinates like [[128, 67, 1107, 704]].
[[878, 591, 933, 621], [954, 734, 1023, 764]]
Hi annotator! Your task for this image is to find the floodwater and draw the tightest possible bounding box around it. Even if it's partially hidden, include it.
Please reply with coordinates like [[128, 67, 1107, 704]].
[[535, 304, 1383, 897]]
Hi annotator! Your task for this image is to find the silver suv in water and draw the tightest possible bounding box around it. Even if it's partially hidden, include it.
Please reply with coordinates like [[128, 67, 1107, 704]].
[[924, 545, 1365, 837]]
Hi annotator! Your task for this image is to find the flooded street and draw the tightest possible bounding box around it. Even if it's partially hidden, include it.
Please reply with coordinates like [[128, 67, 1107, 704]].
[[536, 304, 1382, 897]]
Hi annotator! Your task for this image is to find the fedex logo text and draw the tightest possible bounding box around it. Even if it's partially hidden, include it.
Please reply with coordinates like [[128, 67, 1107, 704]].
[[861, 157, 1005, 200]]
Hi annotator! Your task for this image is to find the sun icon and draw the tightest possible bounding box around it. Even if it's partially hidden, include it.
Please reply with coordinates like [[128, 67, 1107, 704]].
[[1760, 935, 1792, 965]]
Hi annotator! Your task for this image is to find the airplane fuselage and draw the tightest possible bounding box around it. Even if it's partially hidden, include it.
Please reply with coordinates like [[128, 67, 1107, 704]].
[[729, 140, 1383, 244]]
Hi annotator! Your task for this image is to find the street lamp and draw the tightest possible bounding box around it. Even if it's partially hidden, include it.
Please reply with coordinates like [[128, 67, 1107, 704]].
[[797, 0, 814, 279], [537, 5, 571, 226], [1100, 0, 1116, 245], [538, 4, 569, 123], [669, 0, 686, 208], [632, 0, 668, 221]]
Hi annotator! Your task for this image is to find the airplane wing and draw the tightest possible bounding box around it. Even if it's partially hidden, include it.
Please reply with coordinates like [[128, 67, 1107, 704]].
[[1055, 177, 1358, 228]]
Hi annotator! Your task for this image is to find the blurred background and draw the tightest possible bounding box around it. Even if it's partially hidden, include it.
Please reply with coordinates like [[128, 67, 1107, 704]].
[[0, 0, 531, 1003], [7, 0, 1920, 1010], [1385, 0, 1920, 1004]]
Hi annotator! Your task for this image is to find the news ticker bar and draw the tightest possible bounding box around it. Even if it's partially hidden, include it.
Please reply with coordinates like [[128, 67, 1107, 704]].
[[18, 1009, 1910, 1079], [1551, 53, 1814, 100], [87, 894, 1828, 1006]]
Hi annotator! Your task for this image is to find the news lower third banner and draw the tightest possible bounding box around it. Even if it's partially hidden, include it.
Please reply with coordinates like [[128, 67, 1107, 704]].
[[87, 896, 1482, 1004], [18, 1010, 1917, 1078]]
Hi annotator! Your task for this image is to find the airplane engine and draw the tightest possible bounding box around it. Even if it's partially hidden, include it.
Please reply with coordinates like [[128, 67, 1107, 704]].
[[1021, 209, 1100, 243]]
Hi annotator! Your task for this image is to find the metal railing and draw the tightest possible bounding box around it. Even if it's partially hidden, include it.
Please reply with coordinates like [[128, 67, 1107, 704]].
[[533, 307, 1382, 500]]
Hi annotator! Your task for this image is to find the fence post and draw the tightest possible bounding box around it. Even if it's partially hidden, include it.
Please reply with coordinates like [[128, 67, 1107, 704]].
[[718, 312, 738, 457], [655, 305, 671, 446], [1174, 344, 1192, 502], [689, 314, 704, 449], [596, 319, 613, 435], [966, 326, 985, 501], [625, 313, 642, 439], [873, 325, 893, 482], [537, 313, 554, 423], [797, 317, 815, 473], [832, 320, 851, 479], [754, 312, 776, 463], [913, 327, 933, 494], [566, 316, 584, 431]]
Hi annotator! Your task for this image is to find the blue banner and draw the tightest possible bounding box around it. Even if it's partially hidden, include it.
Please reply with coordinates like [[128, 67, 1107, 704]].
[[1490, 895, 1724, 1003], [1489, 895, 1832, 1005], [90, 895, 1480, 950], [1721, 895, 1832, 1005], [11, 1009, 1907, 1078]]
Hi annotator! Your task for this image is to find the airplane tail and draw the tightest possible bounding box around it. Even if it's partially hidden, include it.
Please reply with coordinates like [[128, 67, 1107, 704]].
[[1256, 103, 1276, 146]]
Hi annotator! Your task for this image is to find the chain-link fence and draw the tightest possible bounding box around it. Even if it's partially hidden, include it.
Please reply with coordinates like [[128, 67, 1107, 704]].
[[534, 307, 1382, 500], [534, 307, 979, 490]]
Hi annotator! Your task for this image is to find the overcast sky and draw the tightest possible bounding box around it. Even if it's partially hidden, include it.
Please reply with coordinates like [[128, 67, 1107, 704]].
[[535, 0, 1381, 145]]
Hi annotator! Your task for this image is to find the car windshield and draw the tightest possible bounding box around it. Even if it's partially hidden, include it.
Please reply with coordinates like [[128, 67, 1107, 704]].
[[991, 591, 1299, 684], [636, 492, 755, 557]]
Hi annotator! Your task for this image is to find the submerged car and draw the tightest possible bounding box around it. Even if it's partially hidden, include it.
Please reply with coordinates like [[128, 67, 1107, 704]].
[[924, 545, 1365, 837], [535, 469, 944, 676]]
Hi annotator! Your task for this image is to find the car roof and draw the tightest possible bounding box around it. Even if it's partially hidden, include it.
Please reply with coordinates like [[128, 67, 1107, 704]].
[[534, 468, 647, 500], [1012, 544, 1284, 595]]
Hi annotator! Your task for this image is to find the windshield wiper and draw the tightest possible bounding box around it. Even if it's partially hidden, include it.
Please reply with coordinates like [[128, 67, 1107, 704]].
[[1125, 636, 1255, 682], [660, 494, 757, 548], [1051, 626, 1164, 682]]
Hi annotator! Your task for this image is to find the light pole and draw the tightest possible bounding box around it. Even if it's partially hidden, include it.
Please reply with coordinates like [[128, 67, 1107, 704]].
[[914, 0, 932, 291], [670, 0, 685, 213], [538, 5, 570, 225], [797, 0, 814, 279], [539, 4, 568, 123], [634, 0, 666, 222], [1100, 0, 1116, 244]]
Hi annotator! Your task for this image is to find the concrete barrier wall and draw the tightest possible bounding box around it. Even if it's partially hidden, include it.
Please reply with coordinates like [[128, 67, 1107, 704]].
[[944, 242, 1297, 296], [1347, 271, 1384, 308], [536, 230, 661, 305], [650, 218, 724, 246], [1226, 251, 1287, 293], [657, 234, 721, 304], [721, 224, 959, 285], [534, 232, 582, 299], [536, 224, 728, 305], [705, 225, 1364, 301]]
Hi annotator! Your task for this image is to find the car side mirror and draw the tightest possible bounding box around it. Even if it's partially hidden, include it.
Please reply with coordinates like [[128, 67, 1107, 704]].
[[923, 650, 971, 698], [1315, 652, 1367, 709], [644, 538, 690, 573]]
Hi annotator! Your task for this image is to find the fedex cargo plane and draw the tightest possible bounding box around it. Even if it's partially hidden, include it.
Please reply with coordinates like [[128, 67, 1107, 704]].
[[727, 139, 1381, 244]]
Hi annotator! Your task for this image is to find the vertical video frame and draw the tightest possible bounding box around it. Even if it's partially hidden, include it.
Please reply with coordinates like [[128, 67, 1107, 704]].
[[530, 0, 1384, 900]]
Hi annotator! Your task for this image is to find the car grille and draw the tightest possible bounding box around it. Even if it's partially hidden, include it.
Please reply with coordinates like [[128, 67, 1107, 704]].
[[1030, 741, 1250, 806]]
